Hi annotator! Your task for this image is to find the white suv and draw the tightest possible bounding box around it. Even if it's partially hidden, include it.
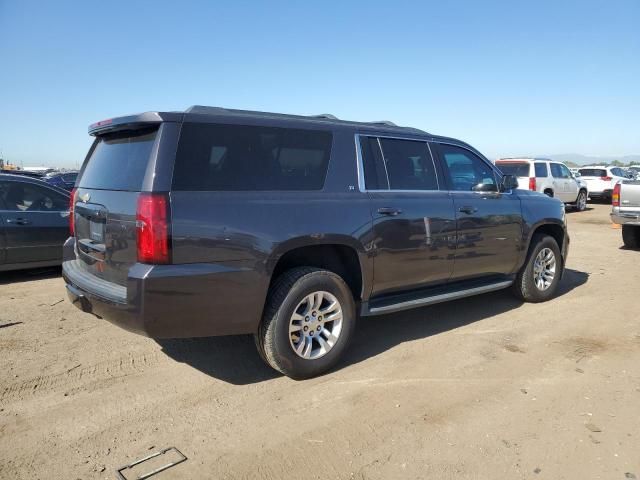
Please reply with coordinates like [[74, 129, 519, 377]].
[[577, 166, 628, 202], [495, 158, 588, 211]]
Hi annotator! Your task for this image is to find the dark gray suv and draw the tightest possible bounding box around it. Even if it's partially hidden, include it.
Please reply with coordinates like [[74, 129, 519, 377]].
[[63, 106, 569, 379]]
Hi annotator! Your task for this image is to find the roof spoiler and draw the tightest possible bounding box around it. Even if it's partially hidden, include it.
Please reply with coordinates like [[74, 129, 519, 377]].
[[88, 111, 182, 136]]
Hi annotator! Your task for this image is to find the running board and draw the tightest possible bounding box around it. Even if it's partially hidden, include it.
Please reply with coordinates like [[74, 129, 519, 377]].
[[362, 279, 514, 316]]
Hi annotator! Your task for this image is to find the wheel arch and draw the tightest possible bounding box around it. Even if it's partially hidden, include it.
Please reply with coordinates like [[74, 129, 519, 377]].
[[266, 237, 370, 302]]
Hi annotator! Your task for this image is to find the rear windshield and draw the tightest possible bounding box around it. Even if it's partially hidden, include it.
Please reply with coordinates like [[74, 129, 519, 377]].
[[578, 168, 607, 177], [172, 123, 332, 191], [496, 162, 530, 177], [78, 128, 157, 191]]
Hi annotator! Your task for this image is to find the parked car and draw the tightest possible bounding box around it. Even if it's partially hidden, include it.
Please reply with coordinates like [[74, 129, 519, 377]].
[[0, 173, 70, 271], [577, 166, 628, 202], [611, 179, 640, 248], [628, 166, 640, 179], [495, 158, 588, 211], [44, 171, 78, 191], [0, 169, 45, 179], [63, 106, 569, 379]]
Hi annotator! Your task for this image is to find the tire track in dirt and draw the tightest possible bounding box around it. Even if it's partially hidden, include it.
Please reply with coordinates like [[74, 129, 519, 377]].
[[1, 350, 167, 404]]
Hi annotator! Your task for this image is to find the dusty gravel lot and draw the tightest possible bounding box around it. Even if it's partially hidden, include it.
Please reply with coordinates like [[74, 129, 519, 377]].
[[1, 203, 639, 480]]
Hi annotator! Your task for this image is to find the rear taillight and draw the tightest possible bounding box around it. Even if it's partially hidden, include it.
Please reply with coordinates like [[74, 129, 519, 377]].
[[601, 176, 612, 181], [612, 183, 621, 206], [529, 177, 536, 191], [136, 193, 170, 264], [69, 188, 77, 236]]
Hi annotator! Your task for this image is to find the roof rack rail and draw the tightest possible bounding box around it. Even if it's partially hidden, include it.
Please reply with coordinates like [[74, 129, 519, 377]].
[[308, 114, 339, 120], [367, 120, 397, 127]]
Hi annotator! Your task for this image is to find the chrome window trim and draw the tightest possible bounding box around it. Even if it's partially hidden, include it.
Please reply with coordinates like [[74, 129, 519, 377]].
[[354, 133, 440, 193]]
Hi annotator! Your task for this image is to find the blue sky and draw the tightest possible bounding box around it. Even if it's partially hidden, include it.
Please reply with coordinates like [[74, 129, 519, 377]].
[[1, 0, 638, 168]]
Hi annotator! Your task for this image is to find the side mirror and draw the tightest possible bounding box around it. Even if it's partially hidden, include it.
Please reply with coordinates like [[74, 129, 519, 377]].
[[472, 182, 498, 192], [501, 174, 519, 191]]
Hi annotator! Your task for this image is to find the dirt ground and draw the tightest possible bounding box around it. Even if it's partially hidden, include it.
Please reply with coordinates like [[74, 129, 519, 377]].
[[1, 203, 639, 480]]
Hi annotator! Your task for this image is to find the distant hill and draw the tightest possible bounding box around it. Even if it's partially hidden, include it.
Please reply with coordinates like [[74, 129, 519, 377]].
[[539, 154, 640, 167]]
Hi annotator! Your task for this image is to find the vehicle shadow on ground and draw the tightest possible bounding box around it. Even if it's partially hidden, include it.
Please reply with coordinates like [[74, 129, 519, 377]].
[[157, 268, 589, 385], [566, 207, 594, 214], [0, 266, 61, 285]]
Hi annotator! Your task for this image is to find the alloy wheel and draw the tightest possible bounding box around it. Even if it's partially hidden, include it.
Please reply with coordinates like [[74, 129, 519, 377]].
[[288, 291, 343, 360]]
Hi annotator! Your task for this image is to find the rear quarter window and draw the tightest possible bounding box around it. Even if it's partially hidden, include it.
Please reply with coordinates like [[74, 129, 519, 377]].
[[534, 163, 548, 177], [78, 129, 158, 191], [172, 123, 332, 191]]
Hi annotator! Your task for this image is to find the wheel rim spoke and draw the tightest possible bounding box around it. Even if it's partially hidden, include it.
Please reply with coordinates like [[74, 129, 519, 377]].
[[289, 290, 343, 360]]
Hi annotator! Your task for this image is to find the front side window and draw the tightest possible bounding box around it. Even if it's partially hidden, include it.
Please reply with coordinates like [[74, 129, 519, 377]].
[[550, 163, 567, 178], [172, 123, 332, 191], [439, 144, 497, 191], [534, 162, 549, 177], [560, 164, 572, 178], [0, 181, 68, 211]]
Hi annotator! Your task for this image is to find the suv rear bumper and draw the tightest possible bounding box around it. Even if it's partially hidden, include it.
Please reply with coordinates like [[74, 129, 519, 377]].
[[62, 238, 267, 338], [588, 189, 612, 199], [611, 210, 640, 226]]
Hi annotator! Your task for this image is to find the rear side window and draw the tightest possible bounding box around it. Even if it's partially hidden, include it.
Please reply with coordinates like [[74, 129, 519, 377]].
[[79, 129, 157, 191], [379, 138, 438, 190], [534, 163, 548, 177], [578, 168, 606, 177], [496, 162, 530, 177], [172, 123, 332, 191]]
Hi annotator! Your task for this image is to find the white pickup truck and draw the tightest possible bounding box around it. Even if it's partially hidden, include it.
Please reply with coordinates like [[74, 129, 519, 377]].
[[611, 180, 640, 248]]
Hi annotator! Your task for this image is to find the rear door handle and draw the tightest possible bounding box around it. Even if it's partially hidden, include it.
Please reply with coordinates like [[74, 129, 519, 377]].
[[377, 207, 402, 216], [458, 206, 478, 215], [6, 218, 32, 225]]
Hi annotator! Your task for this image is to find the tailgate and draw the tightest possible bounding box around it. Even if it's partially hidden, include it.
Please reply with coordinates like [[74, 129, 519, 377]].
[[73, 128, 159, 287], [620, 181, 640, 210]]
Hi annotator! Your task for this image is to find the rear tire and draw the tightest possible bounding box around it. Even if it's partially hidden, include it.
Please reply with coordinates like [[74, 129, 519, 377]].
[[622, 225, 640, 249], [255, 267, 356, 379], [544, 189, 554, 198], [512, 234, 563, 303]]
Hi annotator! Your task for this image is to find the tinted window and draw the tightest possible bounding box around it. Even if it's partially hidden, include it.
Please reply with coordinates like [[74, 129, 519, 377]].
[[79, 129, 157, 191], [377, 138, 438, 190], [439, 144, 496, 191], [496, 162, 530, 177], [62, 173, 78, 182], [359, 136, 388, 190], [534, 162, 548, 177], [550, 163, 567, 178], [0, 181, 68, 211], [172, 124, 332, 191], [560, 164, 572, 178], [578, 168, 607, 177]]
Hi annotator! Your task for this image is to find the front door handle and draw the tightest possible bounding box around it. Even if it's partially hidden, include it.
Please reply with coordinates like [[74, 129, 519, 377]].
[[6, 218, 32, 225], [377, 207, 402, 216], [458, 206, 478, 215]]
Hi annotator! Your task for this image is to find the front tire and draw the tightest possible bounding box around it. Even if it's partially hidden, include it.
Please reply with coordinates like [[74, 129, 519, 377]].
[[512, 234, 563, 303], [575, 190, 587, 211], [622, 225, 640, 249], [255, 267, 356, 379]]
